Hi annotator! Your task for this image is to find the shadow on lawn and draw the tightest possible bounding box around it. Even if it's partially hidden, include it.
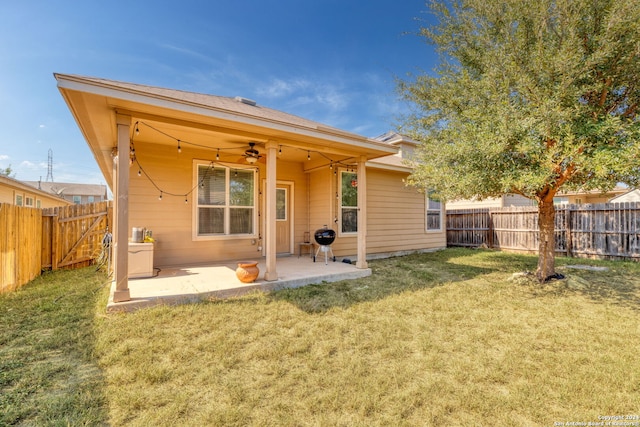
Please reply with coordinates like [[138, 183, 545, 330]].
[[441, 248, 640, 312], [271, 248, 640, 313], [0, 268, 110, 426], [527, 262, 640, 312], [270, 249, 502, 313]]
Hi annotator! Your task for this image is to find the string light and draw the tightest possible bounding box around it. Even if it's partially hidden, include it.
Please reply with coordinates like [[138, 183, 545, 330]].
[[131, 121, 359, 205], [136, 120, 354, 170]]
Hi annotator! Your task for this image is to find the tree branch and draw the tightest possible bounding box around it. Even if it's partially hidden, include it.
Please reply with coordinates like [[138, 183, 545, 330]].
[[598, 77, 612, 108], [622, 102, 638, 119], [554, 163, 576, 189]]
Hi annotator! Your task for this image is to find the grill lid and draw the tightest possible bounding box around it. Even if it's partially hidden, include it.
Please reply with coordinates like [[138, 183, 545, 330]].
[[314, 227, 336, 245]]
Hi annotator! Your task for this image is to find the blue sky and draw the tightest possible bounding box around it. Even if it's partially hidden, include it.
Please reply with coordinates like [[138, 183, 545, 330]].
[[0, 1, 436, 185]]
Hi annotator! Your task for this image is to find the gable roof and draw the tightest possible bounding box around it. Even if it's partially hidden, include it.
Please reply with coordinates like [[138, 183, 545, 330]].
[[23, 181, 107, 197], [55, 74, 399, 185], [368, 131, 416, 172], [65, 75, 346, 133], [373, 131, 419, 146], [609, 189, 640, 203]]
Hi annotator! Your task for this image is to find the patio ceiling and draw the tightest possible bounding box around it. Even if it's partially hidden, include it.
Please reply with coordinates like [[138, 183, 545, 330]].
[[55, 74, 398, 187]]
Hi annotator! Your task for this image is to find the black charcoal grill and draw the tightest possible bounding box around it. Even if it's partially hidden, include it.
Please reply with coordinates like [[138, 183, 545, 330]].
[[313, 226, 336, 264]]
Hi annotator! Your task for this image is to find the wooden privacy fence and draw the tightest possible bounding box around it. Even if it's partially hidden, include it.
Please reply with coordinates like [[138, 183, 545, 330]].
[[42, 201, 112, 271], [447, 202, 640, 261], [1, 201, 112, 293], [1, 204, 43, 293]]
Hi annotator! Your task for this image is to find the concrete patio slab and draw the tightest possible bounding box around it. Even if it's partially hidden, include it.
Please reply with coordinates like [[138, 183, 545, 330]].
[[106, 256, 370, 312]]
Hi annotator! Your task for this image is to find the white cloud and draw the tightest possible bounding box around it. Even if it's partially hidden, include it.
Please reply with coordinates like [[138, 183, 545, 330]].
[[39, 124, 46, 128], [316, 88, 347, 111], [0, 154, 8, 160], [20, 160, 47, 170], [257, 78, 310, 98]]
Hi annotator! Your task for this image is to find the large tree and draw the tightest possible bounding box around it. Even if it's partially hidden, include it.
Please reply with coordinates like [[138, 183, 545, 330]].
[[399, 0, 640, 281]]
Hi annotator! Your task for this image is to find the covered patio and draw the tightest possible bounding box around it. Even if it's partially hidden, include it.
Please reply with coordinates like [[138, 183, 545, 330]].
[[106, 256, 371, 312], [55, 74, 399, 309]]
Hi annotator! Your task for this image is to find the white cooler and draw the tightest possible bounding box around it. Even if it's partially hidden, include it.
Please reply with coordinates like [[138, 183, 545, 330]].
[[128, 242, 154, 278]]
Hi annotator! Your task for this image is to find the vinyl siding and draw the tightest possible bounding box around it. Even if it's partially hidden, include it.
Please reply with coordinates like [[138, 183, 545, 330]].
[[273, 159, 309, 250], [366, 168, 446, 255], [128, 146, 445, 266], [308, 168, 335, 236], [311, 167, 446, 258], [128, 143, 312, 266], [129, 142, 262, 266]]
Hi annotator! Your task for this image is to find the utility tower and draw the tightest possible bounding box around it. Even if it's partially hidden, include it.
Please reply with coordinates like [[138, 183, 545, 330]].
[[46, 148, 53, 182]]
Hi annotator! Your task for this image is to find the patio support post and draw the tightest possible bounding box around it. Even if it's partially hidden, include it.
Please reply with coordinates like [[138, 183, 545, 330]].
[[356, 156, 368, 269], [113, 113, 131, 302], [264, 141, 278, 280]]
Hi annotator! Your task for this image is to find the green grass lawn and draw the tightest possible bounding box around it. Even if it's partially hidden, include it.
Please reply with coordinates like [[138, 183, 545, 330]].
[[2, 248, 640, 426]]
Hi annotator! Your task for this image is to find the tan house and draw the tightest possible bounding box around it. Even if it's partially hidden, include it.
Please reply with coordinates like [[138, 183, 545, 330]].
[[55, 74, 446, 303], [0, 174, 71, 208], [24, 181, 108, 204]]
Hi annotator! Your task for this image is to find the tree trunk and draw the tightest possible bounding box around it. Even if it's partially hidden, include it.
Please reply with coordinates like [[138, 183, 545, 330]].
[[536, 199, 557, 282]]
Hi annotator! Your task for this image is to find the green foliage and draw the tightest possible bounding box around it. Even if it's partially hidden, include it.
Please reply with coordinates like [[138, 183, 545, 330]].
[[399, 0, 640, 203], [0, 164, 15, 178]]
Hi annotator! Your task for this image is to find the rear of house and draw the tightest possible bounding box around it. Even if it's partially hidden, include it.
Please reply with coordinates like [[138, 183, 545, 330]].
[[55, 74, 445, 302], [125, 127, 445, 267]]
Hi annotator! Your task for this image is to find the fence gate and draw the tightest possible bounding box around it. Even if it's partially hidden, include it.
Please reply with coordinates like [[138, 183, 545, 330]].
[[42, 201, 112, 270]]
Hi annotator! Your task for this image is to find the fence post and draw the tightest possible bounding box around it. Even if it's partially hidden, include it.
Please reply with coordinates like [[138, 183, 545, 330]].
[[488, 209, 494, 248], [52, 213, 59, 270], [565, 205, 573, 258]]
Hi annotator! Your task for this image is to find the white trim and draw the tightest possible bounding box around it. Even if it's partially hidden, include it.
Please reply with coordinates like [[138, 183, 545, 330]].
[[425, 194, 444, 233], [192, 159, 258, 241], [338, 169, 358, 237], [261, 180, 295, 255], [276, 187, 288, 221], [365, 160, 412, 173]]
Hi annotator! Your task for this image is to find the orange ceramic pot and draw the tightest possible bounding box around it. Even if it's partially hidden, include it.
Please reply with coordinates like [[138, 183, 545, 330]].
[[236, 261, 259, 283]]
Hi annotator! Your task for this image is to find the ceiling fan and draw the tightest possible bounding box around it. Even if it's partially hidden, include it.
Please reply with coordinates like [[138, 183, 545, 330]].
[[242, 142, 262, 164]]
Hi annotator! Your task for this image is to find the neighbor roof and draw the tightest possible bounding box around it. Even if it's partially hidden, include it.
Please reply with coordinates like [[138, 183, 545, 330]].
[[0, 175, 70, 203], [24, 181, 107, 197]]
